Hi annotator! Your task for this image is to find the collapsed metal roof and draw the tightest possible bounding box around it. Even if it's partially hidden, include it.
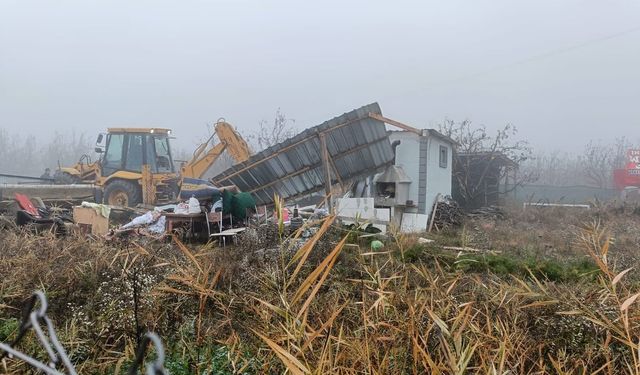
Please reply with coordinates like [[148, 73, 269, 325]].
[[212, 103, 394, 205]]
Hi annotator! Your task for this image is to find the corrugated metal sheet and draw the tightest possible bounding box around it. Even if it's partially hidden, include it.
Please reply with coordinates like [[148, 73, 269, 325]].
[[212, 103, 394, 205]]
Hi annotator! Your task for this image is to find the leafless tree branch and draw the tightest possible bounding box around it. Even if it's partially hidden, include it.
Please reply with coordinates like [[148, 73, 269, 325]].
[[439, 119, 534, 207]]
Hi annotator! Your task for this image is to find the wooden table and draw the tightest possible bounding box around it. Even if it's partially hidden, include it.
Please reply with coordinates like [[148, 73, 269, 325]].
[[163, 212, 207, 240]]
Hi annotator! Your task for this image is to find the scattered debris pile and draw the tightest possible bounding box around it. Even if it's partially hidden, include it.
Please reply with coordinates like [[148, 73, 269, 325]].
[[0, 103, 495, 239], [3, 193, 74, 235], [467, 205, 506, 220], [106, 208, 167, 240]]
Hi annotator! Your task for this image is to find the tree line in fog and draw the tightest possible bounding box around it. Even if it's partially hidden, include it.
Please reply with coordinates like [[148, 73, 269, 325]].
[[0, 115, 634, 190]]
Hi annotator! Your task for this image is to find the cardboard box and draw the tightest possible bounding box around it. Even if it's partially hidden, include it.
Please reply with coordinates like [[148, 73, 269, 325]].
[[73, 206, 110, 235]]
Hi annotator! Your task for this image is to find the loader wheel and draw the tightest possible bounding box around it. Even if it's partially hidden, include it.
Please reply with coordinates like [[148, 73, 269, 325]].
[[103, 180, 142, 207]]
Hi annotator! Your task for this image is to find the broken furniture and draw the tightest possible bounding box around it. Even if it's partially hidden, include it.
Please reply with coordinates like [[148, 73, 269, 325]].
[[209, 227, 246, 246], [73, 205, 110, 236], [206, 210, 239, 246], [13, 193, 72, 234], [163, 211, 207, 241]]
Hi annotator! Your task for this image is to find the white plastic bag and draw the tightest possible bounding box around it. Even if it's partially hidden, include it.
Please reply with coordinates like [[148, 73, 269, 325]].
[[175, 203, 189, 215], [188, 197, 200, 214]]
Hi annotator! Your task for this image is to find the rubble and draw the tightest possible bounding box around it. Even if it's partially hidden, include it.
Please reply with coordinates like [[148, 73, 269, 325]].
[[467, 205, 506, 220], [0, 104, 472, 240]]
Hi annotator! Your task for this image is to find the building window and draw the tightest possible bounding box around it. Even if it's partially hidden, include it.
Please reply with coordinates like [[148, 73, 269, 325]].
[[439, 145, 448, 168]]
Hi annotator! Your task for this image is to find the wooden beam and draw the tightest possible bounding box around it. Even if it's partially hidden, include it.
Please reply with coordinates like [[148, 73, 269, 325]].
[[368, 113, 422, 135], [319, 133, 333, 213], [327, 152, 344, 189], [427, 193, 441, 233], [141, 164, 156, 205]]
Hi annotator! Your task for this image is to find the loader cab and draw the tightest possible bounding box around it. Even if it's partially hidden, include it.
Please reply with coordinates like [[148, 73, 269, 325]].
[[100, 128, 176, 177]]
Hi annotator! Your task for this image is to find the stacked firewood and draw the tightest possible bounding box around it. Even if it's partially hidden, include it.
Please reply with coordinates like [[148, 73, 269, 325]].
[[430, 197, 464, 231]]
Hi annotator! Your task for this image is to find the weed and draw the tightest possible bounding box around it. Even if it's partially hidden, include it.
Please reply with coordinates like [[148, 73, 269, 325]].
[[0, 318, 18, 342], [1, 211, 640, 373]]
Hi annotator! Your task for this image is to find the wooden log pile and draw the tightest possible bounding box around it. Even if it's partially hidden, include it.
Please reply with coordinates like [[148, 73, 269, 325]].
[[429, 197, 464, 232]]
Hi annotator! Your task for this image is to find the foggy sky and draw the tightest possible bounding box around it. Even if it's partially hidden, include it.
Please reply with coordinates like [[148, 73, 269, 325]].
[[1, 0, 639, 153]]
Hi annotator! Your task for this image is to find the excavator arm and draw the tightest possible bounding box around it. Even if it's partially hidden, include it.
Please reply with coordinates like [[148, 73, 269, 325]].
[[182, 142, 226, 179], [216, 121, 251, 163], [181, 121, 251, 179]]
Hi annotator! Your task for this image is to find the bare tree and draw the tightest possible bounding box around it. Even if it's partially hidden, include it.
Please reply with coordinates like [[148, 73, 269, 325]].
[[0, 129, 93, 177], [245, 108, 296, 151], [439, 119, 534, 207], [580, 137, 630, 189], [520, 151, 585, 186], [612, 137, 631, 170]]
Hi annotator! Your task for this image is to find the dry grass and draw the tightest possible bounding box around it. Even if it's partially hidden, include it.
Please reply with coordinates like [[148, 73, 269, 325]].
[[1, 209, 640, 373], [440, 204, 640, 269]]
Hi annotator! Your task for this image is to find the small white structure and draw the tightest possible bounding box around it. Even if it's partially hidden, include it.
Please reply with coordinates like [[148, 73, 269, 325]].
[[388, 129, 455, 218], [337, 129, 456, 233]]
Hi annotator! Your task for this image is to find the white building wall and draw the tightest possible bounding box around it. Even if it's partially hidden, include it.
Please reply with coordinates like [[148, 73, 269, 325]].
[[388, 131, 453, 218], [424, 137, 453, 215]]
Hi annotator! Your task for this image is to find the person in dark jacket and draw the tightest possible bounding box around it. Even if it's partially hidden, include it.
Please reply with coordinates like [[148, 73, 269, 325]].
[[40, 168, 51, 180]]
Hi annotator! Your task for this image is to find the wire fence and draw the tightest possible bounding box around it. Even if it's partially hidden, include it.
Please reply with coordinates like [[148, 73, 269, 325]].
[[0, 291, 168, 375]]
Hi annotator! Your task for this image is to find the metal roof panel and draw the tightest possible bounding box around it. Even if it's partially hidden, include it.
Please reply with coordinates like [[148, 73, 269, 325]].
[[212, 103, 394, 205]]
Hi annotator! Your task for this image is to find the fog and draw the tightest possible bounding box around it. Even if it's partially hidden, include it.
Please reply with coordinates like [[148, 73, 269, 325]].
[[1, 0, 639, 152]]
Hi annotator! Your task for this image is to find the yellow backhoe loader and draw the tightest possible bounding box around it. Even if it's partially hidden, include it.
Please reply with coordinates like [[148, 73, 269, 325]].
[[57, 121, 251, 207]]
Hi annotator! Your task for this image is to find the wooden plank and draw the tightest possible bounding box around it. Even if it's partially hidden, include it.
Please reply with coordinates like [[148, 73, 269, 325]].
[[368, 113, 422, 135], [427, 193, 441, 233], [442, 246, 500, 254], [319, 133, 333, 213]]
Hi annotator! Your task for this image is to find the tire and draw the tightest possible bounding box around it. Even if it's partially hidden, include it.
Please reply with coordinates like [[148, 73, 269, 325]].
[[103, 180, 142, 207]]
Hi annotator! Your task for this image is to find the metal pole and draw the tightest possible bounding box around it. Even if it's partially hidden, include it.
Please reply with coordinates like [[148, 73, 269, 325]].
[[0, 173, 54, 182]]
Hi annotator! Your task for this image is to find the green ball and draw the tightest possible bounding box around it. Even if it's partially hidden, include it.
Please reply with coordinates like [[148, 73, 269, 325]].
[[370, 240, 384, 251]]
